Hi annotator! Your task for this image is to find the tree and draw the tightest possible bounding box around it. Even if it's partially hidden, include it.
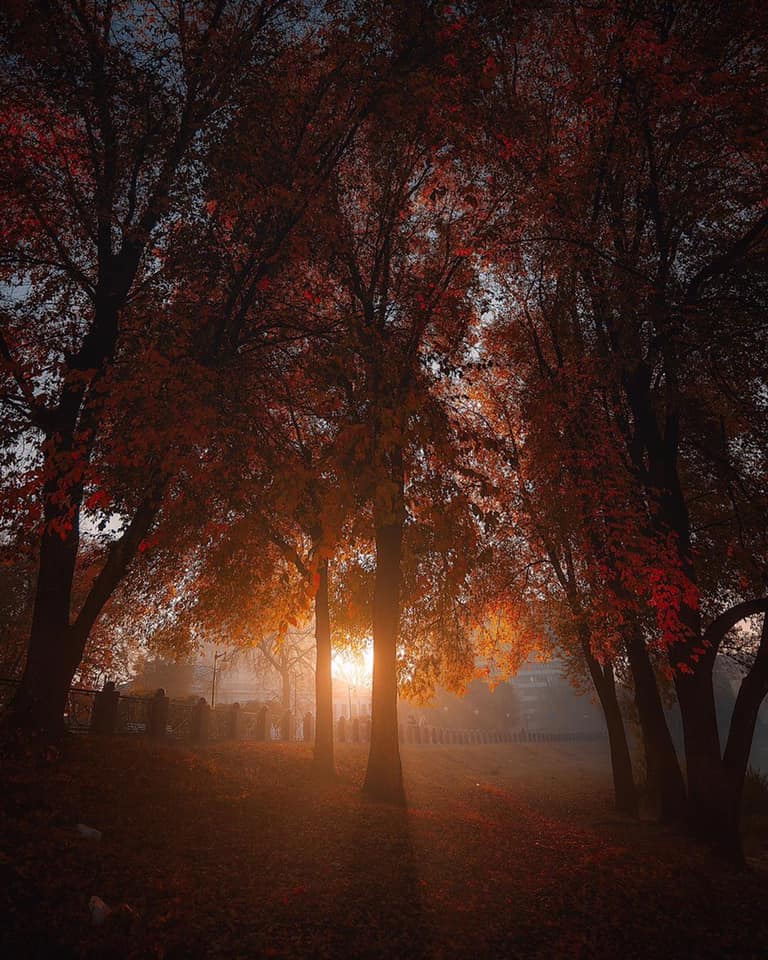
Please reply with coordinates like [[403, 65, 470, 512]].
[[254, 626, 315, 718], [469, 371, 639, 815], [1, 0, 413, 740], [313, 94, 488, 799], [0, 0, 302, 737], [480, 0, 768, 858], [0, 531, 35, 680]]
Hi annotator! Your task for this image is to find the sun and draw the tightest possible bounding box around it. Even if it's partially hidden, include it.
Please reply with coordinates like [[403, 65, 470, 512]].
[[331, 641, 373, 685]]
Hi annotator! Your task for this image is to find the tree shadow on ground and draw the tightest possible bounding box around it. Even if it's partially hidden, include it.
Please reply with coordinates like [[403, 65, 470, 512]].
[[327, 797, 428, 960]]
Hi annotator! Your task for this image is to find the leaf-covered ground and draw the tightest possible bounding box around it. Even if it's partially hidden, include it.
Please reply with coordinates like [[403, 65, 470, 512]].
[[2, 737, 768, 959]]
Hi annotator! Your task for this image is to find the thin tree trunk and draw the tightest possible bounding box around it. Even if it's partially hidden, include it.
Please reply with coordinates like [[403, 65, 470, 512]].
[[624, 624, 687, 821], [581, 632, 637, 817], [280, 666, 292, 716], [313, 560, 335, 775], [363, 493, 405, 805]]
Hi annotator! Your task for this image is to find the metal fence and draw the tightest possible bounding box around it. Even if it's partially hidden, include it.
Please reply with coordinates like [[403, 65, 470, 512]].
[[396, 722, 606, 746], [1, 678, 604, 747], [64, 687, 98, 732], [0, 679, 99, 732], [0, 678, 305, 744]]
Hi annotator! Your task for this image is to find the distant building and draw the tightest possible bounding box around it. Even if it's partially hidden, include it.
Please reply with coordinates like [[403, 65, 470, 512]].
[[395, 654, 605, 737], [507, 655, 605, 736], [126, 639, 315, 717], [188, 647, 281, 707]]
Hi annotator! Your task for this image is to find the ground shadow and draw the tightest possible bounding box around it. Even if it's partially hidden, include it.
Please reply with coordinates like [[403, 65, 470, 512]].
[[326, 796, 428, 960]]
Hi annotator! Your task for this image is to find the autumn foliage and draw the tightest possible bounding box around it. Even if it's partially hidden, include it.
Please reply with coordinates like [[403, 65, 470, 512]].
[[1, 0, 768, 860]]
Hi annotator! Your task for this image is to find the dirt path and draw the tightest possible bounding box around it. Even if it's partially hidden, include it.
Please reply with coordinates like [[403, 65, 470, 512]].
[[2, 738, 768, 959]]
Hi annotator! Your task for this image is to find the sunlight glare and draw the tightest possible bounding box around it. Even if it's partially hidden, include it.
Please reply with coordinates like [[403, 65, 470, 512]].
[[331, 640, 373, 685]]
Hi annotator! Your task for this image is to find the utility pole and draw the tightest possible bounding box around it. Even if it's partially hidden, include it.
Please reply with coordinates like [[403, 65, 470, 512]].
[[211, 650, 227, 709]]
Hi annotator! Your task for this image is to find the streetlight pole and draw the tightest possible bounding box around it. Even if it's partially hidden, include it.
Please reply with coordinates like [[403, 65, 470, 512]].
[[211, 650, 226, 709]]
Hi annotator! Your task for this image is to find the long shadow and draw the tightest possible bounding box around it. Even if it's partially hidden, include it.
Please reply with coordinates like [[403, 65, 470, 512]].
[[327, 797, 428, 960]]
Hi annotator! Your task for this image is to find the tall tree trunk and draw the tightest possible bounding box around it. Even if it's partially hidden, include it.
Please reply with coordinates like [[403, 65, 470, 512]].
[[363, 480, 405, 805], [6, 291, 123, 739], [5, 480, 161, 739], [720, 614, 768, 864], [6, 444, 85, 737], [581, 631, 637, 817], [624, 624, 687, 821], [621, 283, 768, 862], [673, 663, 736, 855], [9, 626, 85, 739], [670, 600, 768, 864], [313, 560, 335, 775], [664, 594, 737, 856]]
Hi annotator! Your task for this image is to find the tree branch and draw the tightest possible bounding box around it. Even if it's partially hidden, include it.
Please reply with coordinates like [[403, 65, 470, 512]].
[[702, 597, 768, 653]]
